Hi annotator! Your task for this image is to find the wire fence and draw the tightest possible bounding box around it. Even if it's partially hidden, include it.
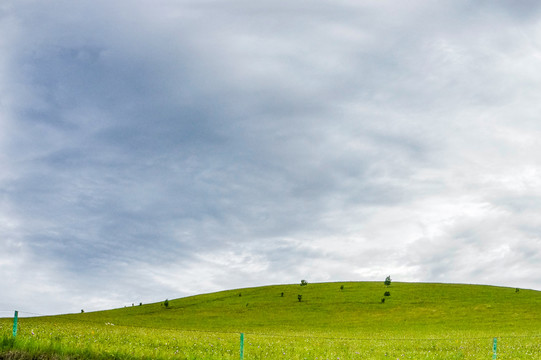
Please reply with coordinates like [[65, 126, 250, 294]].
[[2, 309, 540, 359], [3, 308, 541, 340], [0, 310, 51, 317]]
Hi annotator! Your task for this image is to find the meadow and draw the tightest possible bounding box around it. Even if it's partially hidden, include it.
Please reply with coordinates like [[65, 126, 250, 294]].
[[1, 282, 541, 359]]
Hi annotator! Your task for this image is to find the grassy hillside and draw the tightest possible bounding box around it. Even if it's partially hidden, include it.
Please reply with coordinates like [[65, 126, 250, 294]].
[[58, 281, 541, 334], [2, 282, 541, 359]]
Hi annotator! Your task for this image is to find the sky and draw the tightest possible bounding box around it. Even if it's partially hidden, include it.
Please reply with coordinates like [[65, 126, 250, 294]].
[[2, 0, 541, 316]]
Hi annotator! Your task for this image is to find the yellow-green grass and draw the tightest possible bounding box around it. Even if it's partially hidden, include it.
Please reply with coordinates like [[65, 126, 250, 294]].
[[1, 282, 540, 359]]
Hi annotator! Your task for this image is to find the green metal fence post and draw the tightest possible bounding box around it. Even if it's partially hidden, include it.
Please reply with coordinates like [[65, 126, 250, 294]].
[[492, 337, 497, 359], [12, 311, 19, 337], [240, 333, 244, 360]]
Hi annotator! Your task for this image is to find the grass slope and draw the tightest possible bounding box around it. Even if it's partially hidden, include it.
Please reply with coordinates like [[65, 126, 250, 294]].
[[60, 281, 541, 335], [2, 282, 541, 359]]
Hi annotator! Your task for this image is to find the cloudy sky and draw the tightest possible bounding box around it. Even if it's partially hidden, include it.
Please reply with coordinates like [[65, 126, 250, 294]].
[[2, 0, 541, 316]]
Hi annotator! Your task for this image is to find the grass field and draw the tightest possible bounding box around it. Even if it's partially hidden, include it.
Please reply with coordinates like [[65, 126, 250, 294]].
[[1, 282, 541, 359]]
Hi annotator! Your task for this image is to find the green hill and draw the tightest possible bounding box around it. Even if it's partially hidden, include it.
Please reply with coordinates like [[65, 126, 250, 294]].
[[57, 281, 541, 335], [2, 282, 541, 359]]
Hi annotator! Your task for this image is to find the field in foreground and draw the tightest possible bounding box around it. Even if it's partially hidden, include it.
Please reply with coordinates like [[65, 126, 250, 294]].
[[1, 282, 541, 359]]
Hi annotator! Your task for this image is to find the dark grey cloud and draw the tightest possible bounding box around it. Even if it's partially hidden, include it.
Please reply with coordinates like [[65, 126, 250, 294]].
[[1, 0, 541, 315]]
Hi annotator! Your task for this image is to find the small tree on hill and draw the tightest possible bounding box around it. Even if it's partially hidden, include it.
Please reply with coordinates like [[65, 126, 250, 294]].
[[384, 275, 392, 286], [298, 294, 302, 302], [164, 299, 169, 308], [300, 280, 308, 286]]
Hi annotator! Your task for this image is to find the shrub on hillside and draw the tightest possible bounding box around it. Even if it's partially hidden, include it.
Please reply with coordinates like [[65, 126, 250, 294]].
[[300, 280, 308, 286]]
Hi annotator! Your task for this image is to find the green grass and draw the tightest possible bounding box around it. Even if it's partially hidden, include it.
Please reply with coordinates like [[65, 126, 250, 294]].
[[1, 282, 541, 359]]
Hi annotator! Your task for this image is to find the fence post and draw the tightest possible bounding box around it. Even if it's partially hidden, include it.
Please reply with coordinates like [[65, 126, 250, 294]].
[[240, 333, 244, 360], [12, 311, 19, 337], [492, 337, 497, 359]]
